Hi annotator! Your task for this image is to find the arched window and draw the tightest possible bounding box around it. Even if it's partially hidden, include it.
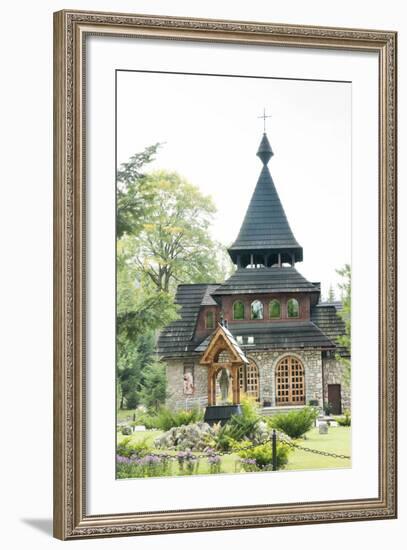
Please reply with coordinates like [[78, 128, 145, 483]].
[[287, 298, 300, 318], [275, 356, 305, 405], [233, 301, 245, 320], [251, 300, 264, 320], [269, 299, 281, 319], [205, 310, 215, 329], [238, 360, 260, 399]]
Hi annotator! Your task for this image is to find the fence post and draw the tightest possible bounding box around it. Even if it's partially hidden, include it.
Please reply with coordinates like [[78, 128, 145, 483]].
[[272, 429, 277, 471]]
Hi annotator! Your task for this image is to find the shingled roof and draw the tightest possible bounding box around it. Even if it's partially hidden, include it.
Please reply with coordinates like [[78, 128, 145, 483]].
[[157, 284, 343, 358], [195, 321, 334, 352], [228, 133, 303, 264], [311, 303, 349, 356], [157, 284, 218, 357], [212, 266, 319, 296]]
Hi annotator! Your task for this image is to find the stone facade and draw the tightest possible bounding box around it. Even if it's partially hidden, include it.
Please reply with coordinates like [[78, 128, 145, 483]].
[[165, 360, 208, 411], [165, 349, 325, 411], [323, 356, 351, 412], [246, 350, 323, 407]]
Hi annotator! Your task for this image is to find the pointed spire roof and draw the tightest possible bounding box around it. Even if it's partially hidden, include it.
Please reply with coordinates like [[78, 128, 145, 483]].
[[256, 132, 274, 164], [228, 132, 303, 265]]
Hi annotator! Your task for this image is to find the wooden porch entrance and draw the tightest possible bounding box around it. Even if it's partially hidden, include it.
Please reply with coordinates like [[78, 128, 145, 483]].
[[200, 324, 248, 406]]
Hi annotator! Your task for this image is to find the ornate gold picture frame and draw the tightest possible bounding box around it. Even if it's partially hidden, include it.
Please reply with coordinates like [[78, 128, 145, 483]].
[[53, 9, 397, 540]]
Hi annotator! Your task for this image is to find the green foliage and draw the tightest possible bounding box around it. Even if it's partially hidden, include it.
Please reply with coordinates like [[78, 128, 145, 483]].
[[335, 264, 351, 386], [116, 143, 160, 238], [268, 407, 318, 439], [117, 437, 133, 457], [117, 435, 152, 458], [116, 147, 232, 413], [240, 394, 261, 422], [117, 237, 179, 339], [214, 396, 262, 451], [138, 362, 168, 411], [335, 410, 351, 426], [120, 425, 132, 436], [153, 407, 204, 431], [116, 329, 169, 412], [237, 442, 290, 470], [116, 236, 179, 410], [130, 170, 230, 292], [215, 415, 259, 451]]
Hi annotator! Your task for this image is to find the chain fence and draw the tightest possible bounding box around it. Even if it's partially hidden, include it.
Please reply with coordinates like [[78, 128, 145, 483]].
[[118, 430, 350, 464]]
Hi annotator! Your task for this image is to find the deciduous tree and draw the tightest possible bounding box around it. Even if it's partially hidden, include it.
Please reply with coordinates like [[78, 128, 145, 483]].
[[335, 264, 351, 386]]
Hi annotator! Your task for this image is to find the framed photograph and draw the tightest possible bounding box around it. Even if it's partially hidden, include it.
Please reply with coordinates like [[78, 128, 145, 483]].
[[53, 10, 397, 540]]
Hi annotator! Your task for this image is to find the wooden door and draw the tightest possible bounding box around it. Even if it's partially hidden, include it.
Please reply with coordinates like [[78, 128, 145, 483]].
[[328, 384, 342, 415], [275, 356, 305, 406]]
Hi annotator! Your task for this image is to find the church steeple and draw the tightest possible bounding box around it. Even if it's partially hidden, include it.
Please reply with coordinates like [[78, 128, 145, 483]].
[[228, 131, 303, 268], [256, 132, 273, 165]]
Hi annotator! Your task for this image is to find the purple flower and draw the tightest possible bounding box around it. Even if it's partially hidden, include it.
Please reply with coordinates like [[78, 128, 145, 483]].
[[177, 451, 196, 461], [141, 455, 161, 465], [240, 458, 257, 465], [207, 454, 221, 465], [116, 455, 131, 464]]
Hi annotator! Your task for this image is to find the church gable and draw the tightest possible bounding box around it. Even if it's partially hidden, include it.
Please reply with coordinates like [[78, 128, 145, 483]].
[[200, 324, 249, 366]]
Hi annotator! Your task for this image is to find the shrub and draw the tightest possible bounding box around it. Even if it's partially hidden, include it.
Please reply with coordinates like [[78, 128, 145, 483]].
[[335, 409, 351, 426], [130, 411, 160, 430], [268, 406, 318, 439], [117, 437, 133, 458], [240, 394, 261, 422], [215, 415, 259, 451], [120, 425, 132, 436], [154, 407, 204, 431], [117, 436, 152, 458], [127, 407, 204, 431], [237, 441, 291, 471], [214, 397, 275, 451]]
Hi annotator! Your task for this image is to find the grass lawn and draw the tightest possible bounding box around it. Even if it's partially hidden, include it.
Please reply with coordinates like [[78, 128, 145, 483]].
[[117, 426, 351, 477], [117, 429, 163, 447], [117, 409, 139, 423], [285, 426, 351, 471]]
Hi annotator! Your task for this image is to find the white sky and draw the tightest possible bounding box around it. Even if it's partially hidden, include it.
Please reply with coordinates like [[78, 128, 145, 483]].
[[117, 70, 351, 299]]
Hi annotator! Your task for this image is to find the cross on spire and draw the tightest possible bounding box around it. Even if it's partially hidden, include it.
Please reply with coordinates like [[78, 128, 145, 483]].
[[258, 108, 272, 133]]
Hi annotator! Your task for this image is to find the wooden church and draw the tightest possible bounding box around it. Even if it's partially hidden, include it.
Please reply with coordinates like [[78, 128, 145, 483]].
[[157, 130, 350, 416]]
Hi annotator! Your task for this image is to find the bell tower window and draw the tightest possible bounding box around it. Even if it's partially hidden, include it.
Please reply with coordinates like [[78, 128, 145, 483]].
[[287, 298, 300, 318], [269, 299, 281, 319], [233, 301, 245, 320], [251, 300, 264, 320]]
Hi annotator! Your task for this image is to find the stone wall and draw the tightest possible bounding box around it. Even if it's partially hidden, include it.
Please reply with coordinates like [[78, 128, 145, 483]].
[[165, 359, 208, 411], [323, 357, 351, 412], [247, 350, 323, 407], [164, 350, 351, 412], [164, 351, 324, 411]]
